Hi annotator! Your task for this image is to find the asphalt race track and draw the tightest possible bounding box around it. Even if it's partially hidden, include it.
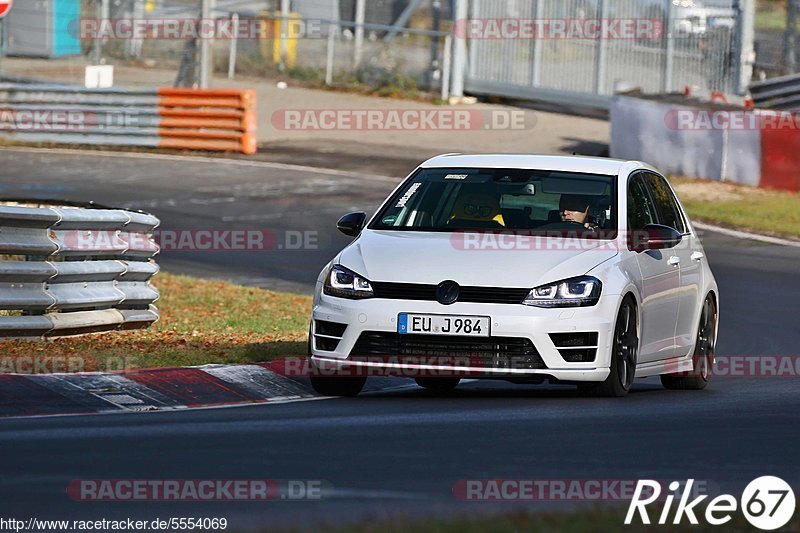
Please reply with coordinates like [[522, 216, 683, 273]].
[[0, 148, 799, 530]]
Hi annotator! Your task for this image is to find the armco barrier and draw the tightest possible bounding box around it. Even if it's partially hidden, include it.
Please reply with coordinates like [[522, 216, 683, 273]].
[[610, 95, 799, 191], [0, 202, 161, 339], [0, 85, 257, 154], [749, 73, 800, 110]]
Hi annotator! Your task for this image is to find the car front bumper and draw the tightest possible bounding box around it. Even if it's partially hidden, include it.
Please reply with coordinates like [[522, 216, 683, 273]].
[[309, 288, 623, 382]]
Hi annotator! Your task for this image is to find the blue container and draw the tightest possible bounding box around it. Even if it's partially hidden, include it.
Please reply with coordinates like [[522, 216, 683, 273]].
[[3, 0, 81, 58], [52, 0, 82, 56]]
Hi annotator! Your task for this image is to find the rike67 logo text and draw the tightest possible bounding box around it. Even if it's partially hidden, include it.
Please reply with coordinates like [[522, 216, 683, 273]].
[[626, 477, 795, 530]]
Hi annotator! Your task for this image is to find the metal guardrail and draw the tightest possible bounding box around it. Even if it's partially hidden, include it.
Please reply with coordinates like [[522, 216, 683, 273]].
[[0, 203, 161, 339], [749, 73, 800, 110], [0, 84, 257, 154]]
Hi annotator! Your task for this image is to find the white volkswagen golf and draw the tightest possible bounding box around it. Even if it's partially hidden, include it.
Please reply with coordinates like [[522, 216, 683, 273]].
[[309, 155, 719, 397]]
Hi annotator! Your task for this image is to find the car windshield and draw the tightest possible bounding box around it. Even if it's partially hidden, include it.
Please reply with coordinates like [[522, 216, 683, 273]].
[[370, 167, 617, 238]]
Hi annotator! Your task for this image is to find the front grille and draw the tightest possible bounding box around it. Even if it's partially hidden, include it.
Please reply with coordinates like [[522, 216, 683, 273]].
[[350, 331, 547, 370], [371, 282, 530, 305]]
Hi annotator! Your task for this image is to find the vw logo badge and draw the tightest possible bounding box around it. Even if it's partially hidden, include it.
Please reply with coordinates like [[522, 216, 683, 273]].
[[436, 280, 460, 305]]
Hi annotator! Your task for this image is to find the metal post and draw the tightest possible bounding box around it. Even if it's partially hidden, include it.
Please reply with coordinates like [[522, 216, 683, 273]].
[[531, 0, 542, 87], [228, 13, 239, 79], [92, 0, 110, 64], [734, 0, 755, 94], [0, 18, 5, 77], [199, 0, 214, 88], [123, 0, 132, 58], [428, 0, 442, 89], [0, 19, 6, 76], [279, 0, 289, 71], [784, 0, 797, 74], [130, 0, 145, 59], [663, 0, 675, 92], [467, 0, 477, 78], [441, 34, 452, 101], [92, 0, 100, 64], [353, 0, 366, 67], [450, 0, 468, 98], [593, 0, 607, 94], [325, 23, 336, 85]]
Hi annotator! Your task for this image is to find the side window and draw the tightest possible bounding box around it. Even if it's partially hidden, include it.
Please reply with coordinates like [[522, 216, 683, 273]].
[[644, 173, 686, 234], [627, 174, 658, 231]]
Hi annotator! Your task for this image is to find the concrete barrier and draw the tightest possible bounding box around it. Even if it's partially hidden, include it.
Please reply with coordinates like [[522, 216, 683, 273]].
[[610, 95, 798, 191]]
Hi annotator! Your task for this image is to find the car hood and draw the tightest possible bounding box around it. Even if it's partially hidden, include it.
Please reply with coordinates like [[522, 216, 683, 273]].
[[338, 230, 618, 289]]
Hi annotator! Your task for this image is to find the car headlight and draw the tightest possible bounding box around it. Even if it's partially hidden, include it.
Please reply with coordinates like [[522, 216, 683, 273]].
[[323, 265, 374, 299], [523, 276, 602, 308]]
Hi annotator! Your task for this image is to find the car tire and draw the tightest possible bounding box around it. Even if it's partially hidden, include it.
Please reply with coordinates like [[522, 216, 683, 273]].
[[309, 374, 366, 397], [583, 298, 639, 398], [661, 296, 717, 391], [415, 378, 460, 392]]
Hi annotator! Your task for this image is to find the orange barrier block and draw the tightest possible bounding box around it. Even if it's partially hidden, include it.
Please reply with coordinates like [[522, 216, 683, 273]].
[[154, 88, 258, 154]]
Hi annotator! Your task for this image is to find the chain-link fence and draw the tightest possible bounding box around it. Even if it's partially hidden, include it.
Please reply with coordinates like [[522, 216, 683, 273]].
[[753, 0, 800, 79], [0, 0, 779, 109], [463, 0, 746, 108], [0, 0, 454, 97]]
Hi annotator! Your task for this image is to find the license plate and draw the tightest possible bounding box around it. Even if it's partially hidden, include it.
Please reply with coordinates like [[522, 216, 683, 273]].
[[398, 313, 490, 337]]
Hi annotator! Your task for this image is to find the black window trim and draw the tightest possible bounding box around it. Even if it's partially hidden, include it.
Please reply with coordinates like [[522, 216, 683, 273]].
[[639, 170, 691, 237], [626, 171, 660, 233]]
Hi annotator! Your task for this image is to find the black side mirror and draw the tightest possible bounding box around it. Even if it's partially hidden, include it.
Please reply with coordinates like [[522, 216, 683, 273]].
[[337, 212, 367, 237], [631, 224, 682, 252]]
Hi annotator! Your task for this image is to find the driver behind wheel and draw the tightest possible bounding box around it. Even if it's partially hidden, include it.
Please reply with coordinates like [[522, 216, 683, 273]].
[[559, 194, 594, 228]]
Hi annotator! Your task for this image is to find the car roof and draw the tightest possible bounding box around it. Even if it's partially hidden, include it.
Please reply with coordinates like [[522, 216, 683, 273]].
[[420, 154, 643, 177]]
